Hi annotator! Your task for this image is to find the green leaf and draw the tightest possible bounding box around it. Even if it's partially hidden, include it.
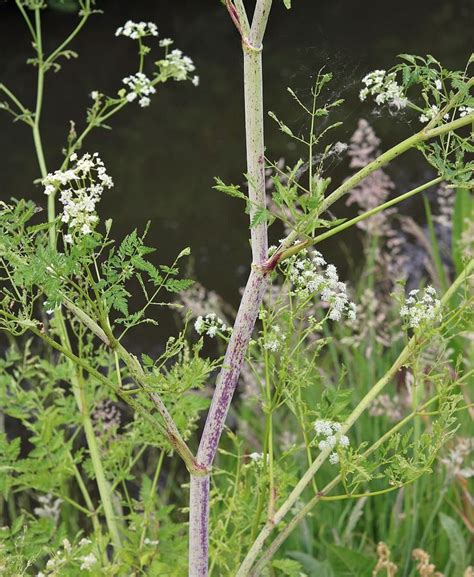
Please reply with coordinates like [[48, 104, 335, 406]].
[[268, 110, 294, 136], [327, 545, 375, 577], [177, 246, 191, 259], [283, 0, 291, 8], [213, 177, 247, 200], [439, 513, 467, 574], [272, 558, 303, 576], [288, 552, 334, 577], [250, 206, 272, 228]]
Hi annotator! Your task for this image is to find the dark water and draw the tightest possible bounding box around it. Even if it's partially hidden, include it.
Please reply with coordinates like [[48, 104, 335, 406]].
[[0, 0, 472, 347]]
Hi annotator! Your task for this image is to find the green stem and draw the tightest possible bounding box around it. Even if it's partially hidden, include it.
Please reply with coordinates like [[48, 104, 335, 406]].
[[279, 176, 444, 262], [320, 113, 473, 214], [423, 194, 449, 291], [273, 113, 474, 265], [0, 83, 31, 120], [248, 395, 443, 575], [27, 7, 123, 537], [14, 0, 37, 42], [61, 317, 122, 549], [44, 2, 91, 69]]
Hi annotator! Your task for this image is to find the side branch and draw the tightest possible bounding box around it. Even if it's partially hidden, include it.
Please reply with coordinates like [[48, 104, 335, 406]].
[[237, 259, 474, 575], [60, 299, 203, 475], [320, 112, 473, 214]]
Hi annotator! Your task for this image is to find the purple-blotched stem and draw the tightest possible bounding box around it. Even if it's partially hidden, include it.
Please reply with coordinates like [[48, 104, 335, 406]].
[[188, 2, 273, 575]]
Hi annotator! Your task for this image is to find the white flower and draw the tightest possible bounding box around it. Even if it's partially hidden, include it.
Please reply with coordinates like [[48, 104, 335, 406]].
[[248, 452, 269, 466], [419, 104, 440, 123], [285, 249, 357, 322], [115, 20, 158, 40], [339, 435, 350, 447], [194, 313, 231, 338], [33, 494, 62, 522], [206, 325, 218, 338], [329, 452, 339, 465], [263, 325, 285, 353], [399, 285, 441, 329], [62, 538, 72, 553], [90, 90, 99, 101], [80, 553, 97, 571], [326, 435, 337, 449], [314, 419, 333, 436], [249, 452, 262, 462], [194, 316, 205, 334], [43, 152, 113, 241], [314, 419, 350, 459], [191, 75, 200, 87], [459, 105, 473, 118], [122, 72, 156, 106], [158, 48, 196, 82], [434, 79, 442, 90], [360, 70, 407, 110], [159, 38, 174, 48]]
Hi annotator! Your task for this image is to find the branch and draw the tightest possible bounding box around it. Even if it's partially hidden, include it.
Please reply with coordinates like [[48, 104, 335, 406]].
[[278, 176, 445, 262], [320, 112, 474, 215], [60, 299, 204, 475], [267, 111, 474, 268], [237, 259, 474, 575]]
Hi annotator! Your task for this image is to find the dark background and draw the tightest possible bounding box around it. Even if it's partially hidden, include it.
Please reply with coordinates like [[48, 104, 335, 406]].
[[0, 0, 472, 337]]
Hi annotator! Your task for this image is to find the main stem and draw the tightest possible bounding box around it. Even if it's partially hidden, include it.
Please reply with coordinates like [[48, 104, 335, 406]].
[[188, 2, 272, 575]]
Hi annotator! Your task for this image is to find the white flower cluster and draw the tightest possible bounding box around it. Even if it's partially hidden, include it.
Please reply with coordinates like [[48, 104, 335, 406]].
[[286, 249, 357, 322], [314, 419, 350, 465], [33, 494, 62, 523], [160, 48, 199, 86], [418, 104, 446, 123], [37, 537, 96, 576], [43, 152, 113, 241], [359, 70, 407, 110], [400, 286, 441, 329], [248, 452, 269, 465], [159, 38, 173, 48], [122, 72, 156, 107], [263, 325, 285, 352], [80, 552, 97, 571], [194, 313, 232, 338], [459, 105, 473, 118], [115, 20, 158, 39]]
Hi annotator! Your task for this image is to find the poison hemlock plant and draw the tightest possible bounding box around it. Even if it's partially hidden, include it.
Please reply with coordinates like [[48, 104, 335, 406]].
[[0, 1, 473, 576]]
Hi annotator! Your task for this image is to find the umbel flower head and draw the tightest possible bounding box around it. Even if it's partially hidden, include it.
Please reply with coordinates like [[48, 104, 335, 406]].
[[122, 72, 156, 107], [115, 21, 158, 39], [314, 419, 350, 465], [42, 152, 113, 242], [194, 313, 232, 338], [157, 48, 199, 86], [285, 248, 357, 322], [359, 69, 407, 110], [399, 285, 441, 329]]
